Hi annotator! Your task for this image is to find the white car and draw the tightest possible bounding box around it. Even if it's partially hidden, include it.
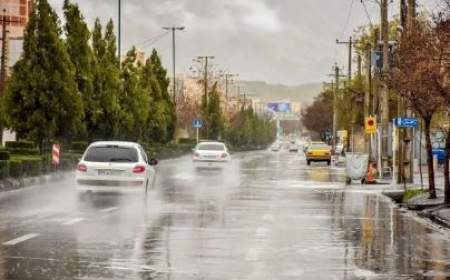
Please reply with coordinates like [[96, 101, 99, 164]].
[[192, 141, 231, 168], [76, 141, 157, 193]]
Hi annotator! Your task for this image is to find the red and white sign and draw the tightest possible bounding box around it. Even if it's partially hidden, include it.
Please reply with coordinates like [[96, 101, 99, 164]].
[[52, 144, 60, 165]]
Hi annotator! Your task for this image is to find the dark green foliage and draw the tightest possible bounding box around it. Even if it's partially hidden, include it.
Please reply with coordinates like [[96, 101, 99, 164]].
[[3, 0, 83, 150], [201, 82, 223, 140], [225, 107, 276, 150], [6, 148, 40, 156], [148, 49, 176, 143], [5, 141, 36, 149], [63, 0, 95, 139], [90, 19, 122, 140], [70, 141, 88, 152], [119, 47, 149, 140], [9, 160, 24, 178], [0, 150, 10, 160], [177, 138, 196, 145], [0, 160, 9, 179]]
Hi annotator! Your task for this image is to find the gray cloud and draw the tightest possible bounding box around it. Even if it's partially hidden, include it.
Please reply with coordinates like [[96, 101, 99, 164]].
[[46, 0, 437, 85]]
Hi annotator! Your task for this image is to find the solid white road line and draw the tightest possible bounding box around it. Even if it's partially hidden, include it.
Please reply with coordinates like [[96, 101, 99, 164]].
[[3, 233, 40, 246], [100, 207, 119, 213], [61, 217, 85, 225]]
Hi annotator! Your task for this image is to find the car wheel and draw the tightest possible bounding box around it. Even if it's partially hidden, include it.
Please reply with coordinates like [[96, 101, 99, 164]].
[[327, 160, 331, 166], [345, 177, 352, 185], [307, 160, 311, 166]]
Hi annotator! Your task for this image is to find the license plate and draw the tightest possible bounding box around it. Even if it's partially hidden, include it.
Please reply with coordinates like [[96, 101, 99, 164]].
[[98, 169, 123, 176]]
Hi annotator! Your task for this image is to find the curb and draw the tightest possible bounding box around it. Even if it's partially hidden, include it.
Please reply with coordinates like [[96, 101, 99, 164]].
[[382, 187, 450, 229], [0, 172, 68, 193]]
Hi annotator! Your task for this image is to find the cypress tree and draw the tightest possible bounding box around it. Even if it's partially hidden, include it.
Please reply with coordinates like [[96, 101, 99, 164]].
[[63, 0, 94, 140], [91, 18, 122, 140], [119, 47, 149, 140], [3, 0, 83, 150], [149, 49, 176, 143]]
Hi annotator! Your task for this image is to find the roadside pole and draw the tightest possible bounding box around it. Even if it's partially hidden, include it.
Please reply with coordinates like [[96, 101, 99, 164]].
[[196, 127, 199, 144], [52, 143, 60, 173], [193, 119, 203, 144]]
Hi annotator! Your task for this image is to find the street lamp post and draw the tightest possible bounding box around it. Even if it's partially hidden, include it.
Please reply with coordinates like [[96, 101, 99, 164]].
[[163, 26, 185, 103]]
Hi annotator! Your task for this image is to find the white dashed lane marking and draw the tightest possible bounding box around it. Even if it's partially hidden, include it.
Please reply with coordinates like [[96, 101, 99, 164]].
[[100, 207, 119, 213], [61, 217, 85, 225], [3, 233, 40, 246]]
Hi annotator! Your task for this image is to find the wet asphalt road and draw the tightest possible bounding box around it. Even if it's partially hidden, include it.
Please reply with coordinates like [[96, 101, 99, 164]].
[[0, 150, 450, 280]]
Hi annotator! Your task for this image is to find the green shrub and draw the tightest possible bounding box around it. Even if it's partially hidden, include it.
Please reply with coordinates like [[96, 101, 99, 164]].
[[70, 141, 88, 152], [6, 148, 40, 155], [0, 160, 9, 179], [403, 188, 428, 202], [0, 150, 10, 160], [5, 141, 36, 149], [9, 160, 24, 178], [177, 138, 196, 145], [21, 158, 42, 177]]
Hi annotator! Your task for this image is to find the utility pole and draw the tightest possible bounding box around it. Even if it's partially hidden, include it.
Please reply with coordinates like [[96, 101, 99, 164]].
[[380, 0, 390, 171], [118, 0, 121, 61], [336, 36, 354, 83], [163, 26, 185, 103], [329, 64, 345, 152]]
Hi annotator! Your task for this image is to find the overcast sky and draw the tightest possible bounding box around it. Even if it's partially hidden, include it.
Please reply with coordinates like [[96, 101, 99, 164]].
[[44, 0, 442, 85]]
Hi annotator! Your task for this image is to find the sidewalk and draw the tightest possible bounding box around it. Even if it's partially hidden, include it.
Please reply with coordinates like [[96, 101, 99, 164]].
[[380, 167, 450, 228]]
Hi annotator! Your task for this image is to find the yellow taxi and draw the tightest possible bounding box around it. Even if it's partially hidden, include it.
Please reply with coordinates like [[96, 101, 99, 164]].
[[305, 142, 332, 166]]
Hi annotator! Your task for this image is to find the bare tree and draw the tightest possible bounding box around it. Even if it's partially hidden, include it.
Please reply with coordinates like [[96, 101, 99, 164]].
[[390, 24, 445, 199]]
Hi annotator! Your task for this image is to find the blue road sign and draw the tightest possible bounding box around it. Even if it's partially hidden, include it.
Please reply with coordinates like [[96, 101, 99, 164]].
[[395, 117, 418, 128], [371, 51, 383, 72], [193, 119, 204, 128]]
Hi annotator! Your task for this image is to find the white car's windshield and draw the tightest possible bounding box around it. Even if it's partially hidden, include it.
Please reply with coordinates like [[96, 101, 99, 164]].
[[84, 146, 138, 162], [197, 144, 225, 151]]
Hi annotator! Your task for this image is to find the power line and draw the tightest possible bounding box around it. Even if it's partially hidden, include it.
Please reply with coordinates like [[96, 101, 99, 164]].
[[361, 0, 374, 27], [340, 0, 355, 38], [134, 31, 170, 48]]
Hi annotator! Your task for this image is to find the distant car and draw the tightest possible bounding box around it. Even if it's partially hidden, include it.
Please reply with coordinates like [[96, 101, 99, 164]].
[[271, 143, 281, 151], [289, 141, 299, 152], [76, 141, 157, 193], [303, 141, 326, 154], [192, 141, 231, 168], [305, 143, 332, 165]]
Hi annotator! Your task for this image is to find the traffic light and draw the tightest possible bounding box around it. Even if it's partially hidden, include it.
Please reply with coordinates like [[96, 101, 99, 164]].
[[365, 116, 377, 134]]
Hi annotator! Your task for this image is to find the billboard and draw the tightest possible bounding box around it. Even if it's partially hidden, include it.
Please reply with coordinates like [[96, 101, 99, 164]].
[[267, 102, 291, 113]]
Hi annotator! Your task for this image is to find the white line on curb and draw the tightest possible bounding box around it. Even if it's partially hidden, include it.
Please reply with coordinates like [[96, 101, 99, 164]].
[[3, 233, 40, 246]]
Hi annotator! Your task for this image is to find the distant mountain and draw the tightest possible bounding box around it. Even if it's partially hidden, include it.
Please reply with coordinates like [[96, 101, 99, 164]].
[[239, 81, 322, 105]]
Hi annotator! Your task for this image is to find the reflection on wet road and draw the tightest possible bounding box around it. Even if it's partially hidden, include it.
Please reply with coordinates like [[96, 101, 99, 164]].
[[0, 151, 449, 279]]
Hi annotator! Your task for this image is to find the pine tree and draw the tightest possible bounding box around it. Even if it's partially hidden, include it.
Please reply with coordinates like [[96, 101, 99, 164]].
[[3, 0, 83, 150], [206, 82, 223, 140], [140, 57, 167, 142], [119, 47, 149, 140], [150, 49, 176, 142], [91, 18, 122, 140], [63, 0, 94, 139]]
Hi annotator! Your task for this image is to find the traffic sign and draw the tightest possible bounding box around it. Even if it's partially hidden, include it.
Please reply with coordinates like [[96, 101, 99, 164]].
[[395, 117, 418, 128], [192, 119, 204, 129], [365, 116, 377, 134]]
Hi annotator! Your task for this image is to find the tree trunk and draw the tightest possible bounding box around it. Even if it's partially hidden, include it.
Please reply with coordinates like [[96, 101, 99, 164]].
[[424, 119, 437, 199], [445, 128, 450, 204]]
